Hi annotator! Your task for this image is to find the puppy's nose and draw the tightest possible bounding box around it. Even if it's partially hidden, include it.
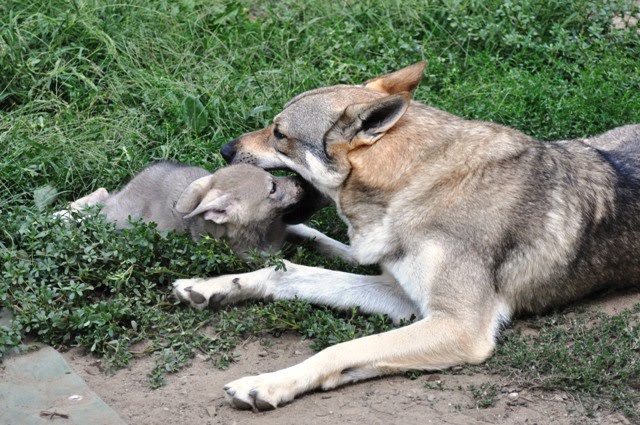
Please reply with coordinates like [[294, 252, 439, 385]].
[[220, 141, 237, 163]]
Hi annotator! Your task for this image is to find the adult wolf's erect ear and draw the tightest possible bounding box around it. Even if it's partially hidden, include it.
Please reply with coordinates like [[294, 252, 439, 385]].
[[325, 91, 411, 148], [363, 61, 426, 95]]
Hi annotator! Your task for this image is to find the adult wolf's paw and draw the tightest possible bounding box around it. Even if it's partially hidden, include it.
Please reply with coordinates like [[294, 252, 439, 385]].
[[223, 371, 299, 412], [172, 276, 244, 310]]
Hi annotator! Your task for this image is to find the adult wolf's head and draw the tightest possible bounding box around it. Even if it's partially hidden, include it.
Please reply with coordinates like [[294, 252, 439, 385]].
[[221, 62, 426, 199]]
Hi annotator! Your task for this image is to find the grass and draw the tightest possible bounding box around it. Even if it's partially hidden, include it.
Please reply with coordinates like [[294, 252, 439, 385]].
[[486, 305, 640, 417], [1, 0, 639, 418], [468, 382, 499, 409]]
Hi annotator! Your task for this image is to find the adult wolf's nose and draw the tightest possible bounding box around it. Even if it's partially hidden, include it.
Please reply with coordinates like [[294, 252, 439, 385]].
[[220, 141, 237, 163]]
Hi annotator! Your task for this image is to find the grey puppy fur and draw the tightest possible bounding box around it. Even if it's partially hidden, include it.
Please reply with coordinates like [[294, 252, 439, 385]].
[[60, 161, 353, 259]]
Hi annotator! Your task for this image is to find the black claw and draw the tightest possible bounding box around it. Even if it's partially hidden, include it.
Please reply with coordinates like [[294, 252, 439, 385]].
[[250, 389, 276, 411], [223, 386, 234, 396], [231, 397, 254, 411]]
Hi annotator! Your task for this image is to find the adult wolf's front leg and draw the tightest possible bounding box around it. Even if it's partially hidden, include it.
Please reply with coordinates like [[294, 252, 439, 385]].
[[285, 224, 356, 263], [172, 261, 418, 322]]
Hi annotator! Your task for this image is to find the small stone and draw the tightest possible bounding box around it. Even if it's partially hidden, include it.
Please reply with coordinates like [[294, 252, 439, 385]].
[[293, 350, 302, 355], [258, 351, 268, 357], [451, 366, 463, 372], [507, 392, 519, 401], [425, 374, 441, 382], [206, 406, 217, 417], [427, 395, 436, 402]]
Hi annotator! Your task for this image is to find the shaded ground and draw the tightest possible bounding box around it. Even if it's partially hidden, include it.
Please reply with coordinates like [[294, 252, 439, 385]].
[[61, 290, 640, 425]]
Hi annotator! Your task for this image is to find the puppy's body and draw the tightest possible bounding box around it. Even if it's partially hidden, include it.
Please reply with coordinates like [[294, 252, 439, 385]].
[[173, 63, 640, 410], [65, 161, 352, 259], [96, 162, 212, 235]]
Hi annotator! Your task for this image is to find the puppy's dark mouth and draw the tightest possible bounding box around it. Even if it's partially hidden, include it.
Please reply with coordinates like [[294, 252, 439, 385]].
[[264, 166, 293, 173], [281, 176, 331, 224]]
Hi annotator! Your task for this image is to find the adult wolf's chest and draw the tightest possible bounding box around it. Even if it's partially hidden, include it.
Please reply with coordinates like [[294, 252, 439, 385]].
[[336, 201, 398, 265]]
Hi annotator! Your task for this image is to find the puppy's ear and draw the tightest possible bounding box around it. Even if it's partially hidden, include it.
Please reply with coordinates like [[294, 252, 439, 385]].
[[181, 189, 233, 224], [325, 92, 411, 148], [175, 175, 215, 214], [363, 62, 426, 95]]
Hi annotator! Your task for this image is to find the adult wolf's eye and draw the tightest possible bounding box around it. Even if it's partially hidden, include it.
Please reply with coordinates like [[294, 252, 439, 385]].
[[273, 127, 286, 140], [270, 181, 277, 194]]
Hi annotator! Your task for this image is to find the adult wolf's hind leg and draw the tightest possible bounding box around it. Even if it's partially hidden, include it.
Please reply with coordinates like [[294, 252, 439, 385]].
[[223, 303, 506, 411]]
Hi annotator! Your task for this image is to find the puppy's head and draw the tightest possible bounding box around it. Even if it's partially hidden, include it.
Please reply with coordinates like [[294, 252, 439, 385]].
[[175, 164, 320, 226], [220, 62, 426, 198]]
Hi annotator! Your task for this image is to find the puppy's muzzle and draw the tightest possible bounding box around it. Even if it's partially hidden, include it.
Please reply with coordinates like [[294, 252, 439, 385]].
[[282, 177, 332, 225]]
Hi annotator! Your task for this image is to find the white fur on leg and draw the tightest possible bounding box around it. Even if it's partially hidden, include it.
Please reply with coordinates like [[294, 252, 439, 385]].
[[172, 261, 419, 322], [286, 224, 355, 263]]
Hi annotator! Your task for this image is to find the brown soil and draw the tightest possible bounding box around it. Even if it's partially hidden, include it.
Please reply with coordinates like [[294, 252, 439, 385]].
[[61, 291, 640, 425]]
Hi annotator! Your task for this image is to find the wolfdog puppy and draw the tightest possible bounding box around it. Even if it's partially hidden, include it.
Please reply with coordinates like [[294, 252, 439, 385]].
[[60, 161, 352, 259]]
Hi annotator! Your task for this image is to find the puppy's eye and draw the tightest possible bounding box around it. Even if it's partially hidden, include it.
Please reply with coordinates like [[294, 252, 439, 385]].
[[273, 127, 286, 140], [270, 181, 277, 194]]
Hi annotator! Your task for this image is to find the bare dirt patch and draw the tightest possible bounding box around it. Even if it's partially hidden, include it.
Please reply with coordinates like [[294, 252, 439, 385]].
[[61, 320, 635, 425]]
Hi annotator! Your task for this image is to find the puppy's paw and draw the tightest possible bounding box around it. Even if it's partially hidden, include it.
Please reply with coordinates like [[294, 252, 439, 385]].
[[172, 276, 245, 310], [223, 371, 299, 411], [52, 209, 73, 221], [69, 188, 110, 210]]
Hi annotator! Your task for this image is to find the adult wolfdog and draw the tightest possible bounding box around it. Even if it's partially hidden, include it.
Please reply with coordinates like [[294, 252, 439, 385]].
[[173, 62, 640, 411]]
